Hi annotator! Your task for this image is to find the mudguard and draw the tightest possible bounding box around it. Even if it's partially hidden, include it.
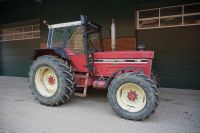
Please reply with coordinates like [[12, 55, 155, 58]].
[[32, 48, 68, 60], [105, 66, 135, 88]]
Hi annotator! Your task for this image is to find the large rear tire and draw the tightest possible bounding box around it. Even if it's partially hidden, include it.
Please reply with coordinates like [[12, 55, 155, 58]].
[[107, 72, 158, 121], [28, 55, 75, 106]]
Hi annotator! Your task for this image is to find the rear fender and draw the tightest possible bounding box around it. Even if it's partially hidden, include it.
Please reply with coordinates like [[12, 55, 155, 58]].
[[32, 48, 68, 60]]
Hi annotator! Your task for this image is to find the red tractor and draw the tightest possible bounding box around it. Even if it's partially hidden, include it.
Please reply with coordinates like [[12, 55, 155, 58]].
[[28, 15, 159, 121]]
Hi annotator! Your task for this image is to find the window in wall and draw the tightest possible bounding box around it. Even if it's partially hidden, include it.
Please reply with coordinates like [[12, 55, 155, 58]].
[[33, 25, 40, 31], [24, 32, 33, 39], [139, 19, 159, 28], [160, 17, 182, 26], [160, 6, 182, 16], [184, 3, 200, 25], [33, 31, 40, 38], [15, 33, 23, 40], [0, 24, 40, 42], [137, 3, 200, 29], [15, 27, 23, 33], [184, 15, 200, 24], [24, 26, 32, 32], [139, 9, 159, 19], [7, 34, 14, 40], [138, 9, 159, 28], [184, 3, 200, 14]]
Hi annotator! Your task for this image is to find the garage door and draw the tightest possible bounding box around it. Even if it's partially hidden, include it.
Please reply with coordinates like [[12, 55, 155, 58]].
[[0, 20, 40, 77], [136, 3, 200, 89], [137, 26, 200, 89]]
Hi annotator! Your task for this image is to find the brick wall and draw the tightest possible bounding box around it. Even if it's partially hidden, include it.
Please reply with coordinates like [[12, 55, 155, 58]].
[[103, 37, 136, 51], [40, 37, 136, 51]]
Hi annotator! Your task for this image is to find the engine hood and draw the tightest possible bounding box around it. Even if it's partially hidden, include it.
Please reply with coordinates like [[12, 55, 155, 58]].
[[94, 50, 154, 59]]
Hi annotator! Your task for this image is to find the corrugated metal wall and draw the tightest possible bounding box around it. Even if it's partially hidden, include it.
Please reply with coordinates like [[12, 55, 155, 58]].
[[0, 21, 40, 77], [137, 25, 200, 89], [0, 40, 40, 76]]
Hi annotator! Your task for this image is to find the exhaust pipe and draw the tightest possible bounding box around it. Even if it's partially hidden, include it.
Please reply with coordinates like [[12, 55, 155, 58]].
[[111, 19, 116, 51]]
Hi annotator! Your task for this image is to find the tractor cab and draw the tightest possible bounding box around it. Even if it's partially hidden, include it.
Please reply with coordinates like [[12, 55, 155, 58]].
[[46, 15, 103, 73], [47, 15, 103, 53]]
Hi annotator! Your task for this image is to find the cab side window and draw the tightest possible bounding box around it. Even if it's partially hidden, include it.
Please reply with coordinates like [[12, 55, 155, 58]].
[[67, 26, 84, 54]]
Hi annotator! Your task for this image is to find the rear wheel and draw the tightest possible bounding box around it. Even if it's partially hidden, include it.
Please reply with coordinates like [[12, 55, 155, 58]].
[[108, 72, 158, 121], [28, 55, 75, 106]]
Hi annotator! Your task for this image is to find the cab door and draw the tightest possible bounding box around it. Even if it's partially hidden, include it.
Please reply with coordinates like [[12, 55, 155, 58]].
[[64, 26, 89, 72]]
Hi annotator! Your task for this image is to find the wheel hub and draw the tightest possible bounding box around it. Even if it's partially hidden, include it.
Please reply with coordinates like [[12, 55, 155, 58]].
[[35, 67, 58, 97], [116, 83, 146, 112], [48, 76, 56, 85], [127, 90, 138, 101]]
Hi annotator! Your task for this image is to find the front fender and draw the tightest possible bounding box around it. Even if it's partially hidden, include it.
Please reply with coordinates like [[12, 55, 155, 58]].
[[105, 66, 135, 88]]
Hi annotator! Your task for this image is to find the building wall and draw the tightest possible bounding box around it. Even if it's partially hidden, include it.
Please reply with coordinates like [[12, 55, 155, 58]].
[[137, 26, 200, 89], [0, 20, 40, 77], [0, 39, 40, 76], [0, 0, 136, 40], [136, 0, 200, 89]]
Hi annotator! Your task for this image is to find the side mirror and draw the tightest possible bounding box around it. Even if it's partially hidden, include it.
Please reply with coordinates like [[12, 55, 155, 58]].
[[137, 44, 146, 50]]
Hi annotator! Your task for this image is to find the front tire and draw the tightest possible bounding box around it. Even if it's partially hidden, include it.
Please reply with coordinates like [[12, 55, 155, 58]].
[[28, 55, 75, 106], [107, 72, 158, 121], [151, 70, 160, 88]]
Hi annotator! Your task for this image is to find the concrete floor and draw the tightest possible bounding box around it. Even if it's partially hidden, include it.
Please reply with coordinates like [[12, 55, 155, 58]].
[[0, 76, 199, 133]]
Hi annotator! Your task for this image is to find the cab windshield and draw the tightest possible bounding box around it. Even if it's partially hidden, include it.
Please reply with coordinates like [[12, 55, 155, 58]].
[[48, 24, 102, 54]]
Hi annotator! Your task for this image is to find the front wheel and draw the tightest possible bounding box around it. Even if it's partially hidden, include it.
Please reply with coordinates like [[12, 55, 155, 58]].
[[151, 70, 160, 88], [107, 72, 159, 121]]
